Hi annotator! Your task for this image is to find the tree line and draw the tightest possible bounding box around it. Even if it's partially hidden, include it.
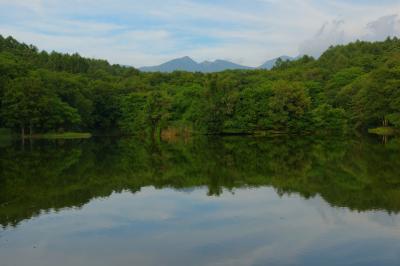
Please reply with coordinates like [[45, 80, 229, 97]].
[[1, 35, 400, 137]]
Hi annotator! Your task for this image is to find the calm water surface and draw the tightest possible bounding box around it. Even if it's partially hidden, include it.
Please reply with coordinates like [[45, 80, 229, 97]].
[[0, 136, 400, 266]]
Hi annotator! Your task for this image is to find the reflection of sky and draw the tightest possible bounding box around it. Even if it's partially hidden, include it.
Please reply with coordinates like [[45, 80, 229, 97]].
[[1, 187, 400, 266]]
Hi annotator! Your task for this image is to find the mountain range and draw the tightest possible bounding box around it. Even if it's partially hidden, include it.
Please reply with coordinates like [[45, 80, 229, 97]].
[[139, 56, 294, 73]]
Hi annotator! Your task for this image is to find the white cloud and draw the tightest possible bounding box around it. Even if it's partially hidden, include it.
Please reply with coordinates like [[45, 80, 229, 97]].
[[0, 0, 44, 11], [299, 14, 400, 58], [365, 14, 400, 41], [299, 20, 347, 58]]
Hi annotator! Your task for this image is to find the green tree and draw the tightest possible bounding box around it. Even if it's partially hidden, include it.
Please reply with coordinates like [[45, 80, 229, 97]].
[[1, 75, 43, 136], [267, 81, 311, 132], [145, 91, 171, 138], [1, 73, 81, 136], [118, 93, 147, 135], [311, 104, 348, 133]]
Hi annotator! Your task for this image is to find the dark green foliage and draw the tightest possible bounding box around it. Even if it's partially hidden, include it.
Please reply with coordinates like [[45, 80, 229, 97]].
[[311, 104, 347, 133], [1, 73, 81, 135], [1, 34, 400, 136]]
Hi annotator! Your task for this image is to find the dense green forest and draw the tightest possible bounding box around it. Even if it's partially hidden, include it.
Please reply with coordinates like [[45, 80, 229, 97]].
[[1, 35, 400, 137]]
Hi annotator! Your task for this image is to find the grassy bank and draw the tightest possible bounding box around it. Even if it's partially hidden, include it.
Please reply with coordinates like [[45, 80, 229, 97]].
[[27, 132, 92, 139], [0, 128, 13, 146], [368, 127, 398, 136], [0, 128, 12, 136]]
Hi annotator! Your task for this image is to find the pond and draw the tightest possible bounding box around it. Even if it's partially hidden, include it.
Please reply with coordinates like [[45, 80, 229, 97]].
[[0, 136, 400, 266]]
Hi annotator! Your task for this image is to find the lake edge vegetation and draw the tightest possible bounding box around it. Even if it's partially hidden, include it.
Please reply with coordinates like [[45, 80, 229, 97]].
[[1, 35, 400, 138]]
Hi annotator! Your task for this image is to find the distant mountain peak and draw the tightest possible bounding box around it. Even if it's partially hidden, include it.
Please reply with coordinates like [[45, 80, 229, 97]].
[[179, 56, 195, 61], [139, 55, 296, 73], [201, 60, 213, 65], [140, 57, 252, 73], [258, 56, 294, 69]]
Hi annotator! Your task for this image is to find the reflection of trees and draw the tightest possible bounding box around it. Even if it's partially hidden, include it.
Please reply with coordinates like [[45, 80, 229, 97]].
[[1, 136, 400, 227], [0, 141, 83, 227]]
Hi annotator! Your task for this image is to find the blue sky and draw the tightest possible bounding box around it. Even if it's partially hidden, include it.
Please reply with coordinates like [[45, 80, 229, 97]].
[[0, 0, 399, 67]]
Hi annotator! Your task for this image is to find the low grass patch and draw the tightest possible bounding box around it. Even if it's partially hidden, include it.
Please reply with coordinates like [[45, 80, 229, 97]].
[[368, 127, 398, 136], [0, 128, 14, 147], [0, 128, 13, 139], [28, 132, 92, 139], [0, 128, 12, 135]]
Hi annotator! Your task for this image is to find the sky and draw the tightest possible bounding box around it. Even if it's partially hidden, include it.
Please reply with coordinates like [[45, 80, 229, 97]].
[[0, 0, 400, 67]]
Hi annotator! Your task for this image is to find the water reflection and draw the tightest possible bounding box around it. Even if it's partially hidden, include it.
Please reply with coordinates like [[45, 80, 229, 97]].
[[1, 136, 400, 265], [1, 136, 400, 228]]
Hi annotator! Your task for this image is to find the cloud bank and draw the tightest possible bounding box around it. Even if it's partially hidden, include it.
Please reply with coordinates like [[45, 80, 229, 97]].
[[300, 14, 400, 58], [0, 0, 399, 66]]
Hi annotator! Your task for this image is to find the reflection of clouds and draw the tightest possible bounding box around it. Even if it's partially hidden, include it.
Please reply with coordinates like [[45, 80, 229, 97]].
[[366, 212, 400, 227], [1, 187, 400, 266], [303, 194, 400, 231]]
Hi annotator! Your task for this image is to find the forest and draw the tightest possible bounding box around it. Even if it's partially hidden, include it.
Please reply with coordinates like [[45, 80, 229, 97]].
[[1, 34, 400, 137]]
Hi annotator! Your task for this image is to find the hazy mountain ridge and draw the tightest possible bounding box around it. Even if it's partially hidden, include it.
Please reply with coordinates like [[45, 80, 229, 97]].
[[139, 55, 294, 73], [258, 56, 294, 69]]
